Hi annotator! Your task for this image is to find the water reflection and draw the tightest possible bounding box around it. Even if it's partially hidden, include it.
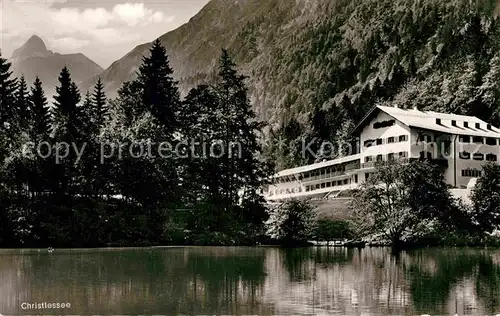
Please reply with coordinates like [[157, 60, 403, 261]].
[[0, 247, 499, 315]]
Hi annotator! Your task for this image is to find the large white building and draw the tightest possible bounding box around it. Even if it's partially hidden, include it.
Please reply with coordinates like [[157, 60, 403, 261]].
[[264, 105, 500, 202]]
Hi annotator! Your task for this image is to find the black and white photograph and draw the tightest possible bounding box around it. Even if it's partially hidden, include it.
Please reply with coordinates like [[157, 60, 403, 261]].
[[2, 0, 500, 315]]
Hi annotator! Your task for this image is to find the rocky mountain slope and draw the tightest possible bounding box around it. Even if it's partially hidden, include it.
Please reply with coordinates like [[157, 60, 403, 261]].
[[83, 0, 500, 168], [11, 35, 103, 96]]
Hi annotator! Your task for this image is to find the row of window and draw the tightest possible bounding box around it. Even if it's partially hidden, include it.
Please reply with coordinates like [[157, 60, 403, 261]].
[[459, 135, 498, 145], [364, 135, 408, 147], [462, 169, 483, 177], [305, 178, 353, 192], [459, 152, 498, 161], [365, 152, 408, 163], [365, 134, 499, 147], [269, 176, 356, 195], [268, 186, 304, 196]]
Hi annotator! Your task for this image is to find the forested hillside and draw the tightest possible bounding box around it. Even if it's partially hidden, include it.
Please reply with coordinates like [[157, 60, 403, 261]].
[[83, 0, 500, 169]]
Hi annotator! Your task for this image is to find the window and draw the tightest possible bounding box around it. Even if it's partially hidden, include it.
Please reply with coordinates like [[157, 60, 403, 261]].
[[373, 120, 395, 129], [365, 156, 373, 163], [436, 118, 442, 125], [321, 183, 326, 189], [337, 180, 342, 186], [315, 184, 320, 189], [399, 135, 408, 142], [343, 179, 349, 185], [399, 151, 408, 158], [326, 182, 331, 188], [388, 153, 395, 161], [462, 169, 482, 177], [486, 138, 497, 146], [388, 136, 395, 143], [487, 153, 498, 162], [473, 153, 484, 161], [354, 175, 358, 183], [365, 173, 370, 181], [459, 135, 471, 143], [464, 122, 469, 128], [376, 154, 383, 162], [459, 151, 471, 159], [452, 120, 457, 126], [472, 136, 483, 144], [418, 134, 433, 142], [376, 138, 383, 145]]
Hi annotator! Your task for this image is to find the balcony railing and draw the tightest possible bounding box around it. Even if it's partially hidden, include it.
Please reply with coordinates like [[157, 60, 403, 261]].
[[345, 162, 360, 171], [302, 171, 346, 182], [361, 161, 377, 169]]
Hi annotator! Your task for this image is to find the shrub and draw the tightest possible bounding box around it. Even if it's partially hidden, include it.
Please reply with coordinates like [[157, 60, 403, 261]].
[[265, 199, 317, 245]]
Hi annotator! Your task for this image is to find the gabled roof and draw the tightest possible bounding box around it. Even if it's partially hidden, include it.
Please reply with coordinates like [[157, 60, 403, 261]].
[[352, 105, 500, 138]]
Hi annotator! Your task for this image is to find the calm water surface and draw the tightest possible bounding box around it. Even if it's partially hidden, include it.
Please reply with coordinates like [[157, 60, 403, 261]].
[[1, 247, 500, 315]]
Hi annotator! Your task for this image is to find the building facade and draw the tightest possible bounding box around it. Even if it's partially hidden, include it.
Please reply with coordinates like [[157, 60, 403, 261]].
[[264, 106, 500, 202]]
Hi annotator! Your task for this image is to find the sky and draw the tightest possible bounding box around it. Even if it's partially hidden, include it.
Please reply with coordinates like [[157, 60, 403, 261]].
[[0, 0, 210, 68]]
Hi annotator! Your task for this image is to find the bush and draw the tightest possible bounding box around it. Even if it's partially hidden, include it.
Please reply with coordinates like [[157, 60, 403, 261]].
[[265, 199, 317, 245]]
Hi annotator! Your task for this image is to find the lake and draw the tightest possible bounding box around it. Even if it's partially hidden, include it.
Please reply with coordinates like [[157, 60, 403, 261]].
[[1, 247, 500, 315]]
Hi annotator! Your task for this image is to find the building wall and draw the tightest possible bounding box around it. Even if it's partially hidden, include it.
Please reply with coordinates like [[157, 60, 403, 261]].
[[359, 112, 411, 160], [454, 136, 500, 188]]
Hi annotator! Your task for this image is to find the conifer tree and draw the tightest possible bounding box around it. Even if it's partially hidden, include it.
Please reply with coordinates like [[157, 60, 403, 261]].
[[213, 49, 269, 226], [51, 67, 82, 197], [14, 75, 30, 131], [30, 77, 50, 141], [52, 67, 81, 141], [0, 52, 18, 245], [0, 52, 17, 133], [29, 77, 51, 196], [136, 39, 180, 133], [91, 78, 107, 129]]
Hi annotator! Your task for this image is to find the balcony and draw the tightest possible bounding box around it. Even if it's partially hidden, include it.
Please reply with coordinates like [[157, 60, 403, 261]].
[[345, 162, 360, 171], [361, 161, 377, 169], [302, 171, 346, 183]]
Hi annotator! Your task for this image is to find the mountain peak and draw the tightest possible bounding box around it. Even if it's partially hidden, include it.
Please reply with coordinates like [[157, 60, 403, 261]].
[[12, 34, 51, 60]]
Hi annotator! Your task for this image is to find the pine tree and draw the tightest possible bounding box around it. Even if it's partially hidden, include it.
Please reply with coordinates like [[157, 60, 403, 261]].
[[30, 77, 50, 141], [52, 67, 81, 141], [136, 39, 180, 133], [0, 53, 20, 245], [28, 77, 51, 197], [51, 67, 82, 197], [0, 52, 17, 133], [213, 49, 270, 227], [14, 76, 31, 132], [91, 78, 107, 128]]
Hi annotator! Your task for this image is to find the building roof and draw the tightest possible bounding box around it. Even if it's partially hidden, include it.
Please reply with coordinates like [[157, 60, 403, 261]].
[[353, 105, 500, 138], [273, 154, 360, 178]]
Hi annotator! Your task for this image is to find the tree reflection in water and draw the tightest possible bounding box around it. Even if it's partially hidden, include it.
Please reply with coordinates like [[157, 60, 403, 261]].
[[0, 247, 500, 315]]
